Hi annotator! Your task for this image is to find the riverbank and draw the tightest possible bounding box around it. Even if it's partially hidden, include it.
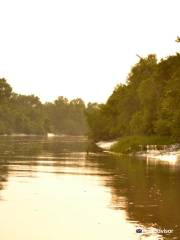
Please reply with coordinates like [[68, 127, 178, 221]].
[[0, 133, 87, 138], [96, 140, 118, 150], [96, 136, 180, 163]]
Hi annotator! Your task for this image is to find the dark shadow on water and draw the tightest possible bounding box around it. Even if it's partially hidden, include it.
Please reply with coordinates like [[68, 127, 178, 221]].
[[86, 154, 180, 239]]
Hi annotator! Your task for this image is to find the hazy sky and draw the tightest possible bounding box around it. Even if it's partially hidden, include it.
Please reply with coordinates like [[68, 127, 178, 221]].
[[0, 0, 179, 103]]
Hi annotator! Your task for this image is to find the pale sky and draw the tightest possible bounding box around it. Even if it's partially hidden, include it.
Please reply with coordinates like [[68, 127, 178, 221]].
[[0, 0, 179, 103]]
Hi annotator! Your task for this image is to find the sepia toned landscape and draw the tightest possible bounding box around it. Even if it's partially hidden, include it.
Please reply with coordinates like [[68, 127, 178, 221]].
[[0, 0, 180, 239]]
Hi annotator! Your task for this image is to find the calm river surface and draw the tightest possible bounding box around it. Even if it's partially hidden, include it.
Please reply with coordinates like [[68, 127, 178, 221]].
[[0, 136, 180, 240]]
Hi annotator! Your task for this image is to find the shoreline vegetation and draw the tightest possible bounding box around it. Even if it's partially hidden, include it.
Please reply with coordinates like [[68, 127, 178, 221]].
[[110, 135, 178, 153], [96, 136, 180, 163], [0, 78, 87, 136], [86, 51, 180, 160], [1, 49, 180, 161]]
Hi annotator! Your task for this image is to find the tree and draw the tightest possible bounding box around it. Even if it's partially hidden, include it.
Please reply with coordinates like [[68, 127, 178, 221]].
[[0, 78, 12, 102], [86, 53, 180, 141]]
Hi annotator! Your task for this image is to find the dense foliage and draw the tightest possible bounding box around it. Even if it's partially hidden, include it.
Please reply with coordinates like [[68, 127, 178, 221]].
[[0, 79, 87, 135], [1, 51, 180, 139], [86, 53, 180, 141]]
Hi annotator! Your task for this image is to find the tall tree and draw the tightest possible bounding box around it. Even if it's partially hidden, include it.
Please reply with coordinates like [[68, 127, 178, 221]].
[[0, 78, 12, 102]]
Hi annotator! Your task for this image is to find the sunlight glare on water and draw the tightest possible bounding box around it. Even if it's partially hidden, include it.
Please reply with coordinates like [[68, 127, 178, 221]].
[[0, 136, 179, 240]]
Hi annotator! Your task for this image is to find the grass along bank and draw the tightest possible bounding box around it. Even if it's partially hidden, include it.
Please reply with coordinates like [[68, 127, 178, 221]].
[[110, 135, 179, 154]]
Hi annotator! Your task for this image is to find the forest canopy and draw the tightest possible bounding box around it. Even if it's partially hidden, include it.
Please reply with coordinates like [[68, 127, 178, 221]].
[[0, 79, 87, 135], [0, 52, 180, 140], [86, 53, 180, 141]]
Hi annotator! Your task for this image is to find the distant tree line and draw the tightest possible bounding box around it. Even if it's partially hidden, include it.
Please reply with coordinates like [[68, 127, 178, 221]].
[[0, 79, 87, 135], [86, 53, 180, 141], [1, 51, 180, 139]]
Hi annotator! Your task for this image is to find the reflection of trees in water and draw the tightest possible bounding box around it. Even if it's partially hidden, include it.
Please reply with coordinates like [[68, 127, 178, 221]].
[[86, 154, 180, 239], [0, 162, 8, 195], [40, 136, 102, 155], [0, 136, 94, 193], [0, 136, 99, 157], [0, 137, 44, 195], [0, 137, 43, 156], [42, 138, 89, 154], [1, 137, 179, 238]]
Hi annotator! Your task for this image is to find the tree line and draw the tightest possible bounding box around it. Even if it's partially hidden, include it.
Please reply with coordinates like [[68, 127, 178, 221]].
[[0, 79, 87, 135], [1, 51, 180, 139], [86, 53, 180, 141]]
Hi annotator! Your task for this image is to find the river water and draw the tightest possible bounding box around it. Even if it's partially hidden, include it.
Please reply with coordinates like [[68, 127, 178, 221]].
[[0, 136, 179, 240]]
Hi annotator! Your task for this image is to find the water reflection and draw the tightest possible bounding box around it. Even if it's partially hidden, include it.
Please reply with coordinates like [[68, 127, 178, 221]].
[[0, 163, 8, 194], [0, 136, 179, 239], [86, 154, 180, 239]]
